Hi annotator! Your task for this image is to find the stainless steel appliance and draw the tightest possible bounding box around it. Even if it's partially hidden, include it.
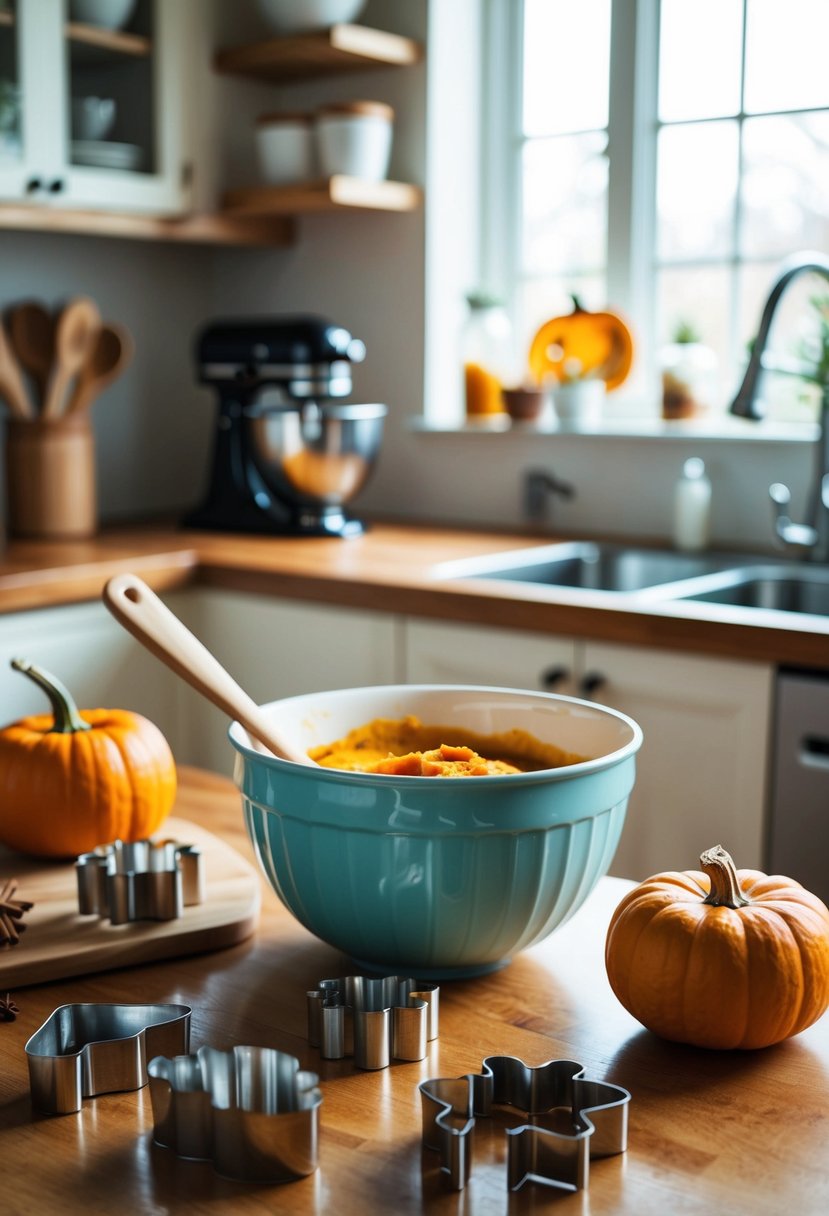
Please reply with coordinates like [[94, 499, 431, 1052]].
[[185, 316, 386, 537], [769, 669, 829, 903]]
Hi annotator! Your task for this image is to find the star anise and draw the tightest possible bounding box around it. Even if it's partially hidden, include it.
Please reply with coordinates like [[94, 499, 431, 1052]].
[[0, 878, 34, 947], [0, 993, 19, 1022]]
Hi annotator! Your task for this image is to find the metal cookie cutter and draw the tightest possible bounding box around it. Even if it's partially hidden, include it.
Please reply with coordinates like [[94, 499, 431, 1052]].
[[420, 1055, 630, 1193], [25, 1002, 191, 1115], [76, 839, 203, 925], [307, 975, 439, 1071], [148, 1045, 322, 1184]]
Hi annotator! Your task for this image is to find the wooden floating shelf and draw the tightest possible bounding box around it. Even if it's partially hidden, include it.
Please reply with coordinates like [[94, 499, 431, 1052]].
[[223, 175, 422, 217], [214, 23, 422, 83], [67, 22, 152, 59], [0, 204, 294, 248]]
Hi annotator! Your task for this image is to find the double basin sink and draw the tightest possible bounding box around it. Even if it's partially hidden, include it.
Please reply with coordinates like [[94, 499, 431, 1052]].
[[438, 541, 829, 618]]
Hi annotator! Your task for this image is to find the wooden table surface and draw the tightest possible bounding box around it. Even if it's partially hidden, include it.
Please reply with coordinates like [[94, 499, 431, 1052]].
[[1, 766, 827, 1215]]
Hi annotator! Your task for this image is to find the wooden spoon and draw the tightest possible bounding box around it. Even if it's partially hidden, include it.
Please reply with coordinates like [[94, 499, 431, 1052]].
[[42, 296, 101, 419], [66, 323, 134, 415], [103, 573, 315, 766], [7, 301, 55, 407], [0, 315, 35, 419]]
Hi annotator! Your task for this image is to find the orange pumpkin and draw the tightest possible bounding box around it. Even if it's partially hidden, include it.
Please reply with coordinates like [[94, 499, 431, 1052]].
[[0, 658, 177, 858], [528, 295, 633, 390], [605, 845, 829, 1050]]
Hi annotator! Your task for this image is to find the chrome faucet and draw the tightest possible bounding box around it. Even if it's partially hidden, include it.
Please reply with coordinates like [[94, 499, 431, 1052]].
[[730, 250, 829, 562], [524, 468, 575, 523]]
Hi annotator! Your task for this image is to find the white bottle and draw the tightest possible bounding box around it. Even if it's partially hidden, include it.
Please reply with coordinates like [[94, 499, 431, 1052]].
[[673, 457, 711, 552]]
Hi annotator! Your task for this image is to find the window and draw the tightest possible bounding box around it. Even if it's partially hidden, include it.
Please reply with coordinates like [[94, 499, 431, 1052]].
[[484, 0, 829, 420]]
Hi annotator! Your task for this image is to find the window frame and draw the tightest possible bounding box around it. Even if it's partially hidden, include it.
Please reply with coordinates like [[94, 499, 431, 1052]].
[[480, 0, 829, 418]]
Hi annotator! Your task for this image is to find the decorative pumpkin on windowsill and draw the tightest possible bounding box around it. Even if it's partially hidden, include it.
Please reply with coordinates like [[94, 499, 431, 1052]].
[[528, 295, 634, 391], [0, 658, 177, 858], [605, 845, 829, 1050]]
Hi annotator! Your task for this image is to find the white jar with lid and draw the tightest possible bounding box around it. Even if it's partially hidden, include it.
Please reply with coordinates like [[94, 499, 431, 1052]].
[[315, 101, 394, 181], [673, 457, 712, 552], [256, 112, 314, 184]]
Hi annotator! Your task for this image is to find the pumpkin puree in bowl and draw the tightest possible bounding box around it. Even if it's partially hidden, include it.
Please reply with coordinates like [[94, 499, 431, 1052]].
[[308, 715, 586, 776]]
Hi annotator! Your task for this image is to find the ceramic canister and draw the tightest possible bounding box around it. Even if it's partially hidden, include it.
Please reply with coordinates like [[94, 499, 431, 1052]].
[[315, 101, 394, 181]]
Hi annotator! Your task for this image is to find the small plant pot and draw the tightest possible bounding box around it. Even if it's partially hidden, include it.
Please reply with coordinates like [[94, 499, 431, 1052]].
[[502, 386, 547, 422], [553, 379, 606, 427]]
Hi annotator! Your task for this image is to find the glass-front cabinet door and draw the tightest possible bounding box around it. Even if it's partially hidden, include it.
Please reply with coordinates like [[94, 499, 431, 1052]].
[[0, 0, 190, 214]]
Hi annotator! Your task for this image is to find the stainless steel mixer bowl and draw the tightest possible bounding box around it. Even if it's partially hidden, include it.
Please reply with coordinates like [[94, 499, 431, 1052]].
[[245, 402, 386, 507]]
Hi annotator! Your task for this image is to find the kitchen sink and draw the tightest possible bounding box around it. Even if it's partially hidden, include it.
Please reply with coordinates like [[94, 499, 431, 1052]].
[[664, 564, 829, 616], [436, 542, 755, 594]]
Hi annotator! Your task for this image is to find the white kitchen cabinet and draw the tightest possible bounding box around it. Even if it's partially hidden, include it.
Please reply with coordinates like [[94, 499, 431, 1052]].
[[177, 590, 404, 776], [404, 619, 773, 881], [0, 0, 191, 215], [0, 595, 189, 745]]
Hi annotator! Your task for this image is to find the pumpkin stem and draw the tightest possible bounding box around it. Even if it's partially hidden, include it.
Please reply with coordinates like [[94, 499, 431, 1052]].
[[700, 845, 750, 909], [570, 293, 586, 314], [10, 658, 91, 734]]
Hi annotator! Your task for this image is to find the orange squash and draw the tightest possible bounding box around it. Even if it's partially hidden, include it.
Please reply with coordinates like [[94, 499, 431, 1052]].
[[605, 845, 829, 1050], [0, 658, 177, 859], [528, 295, 633, 390]]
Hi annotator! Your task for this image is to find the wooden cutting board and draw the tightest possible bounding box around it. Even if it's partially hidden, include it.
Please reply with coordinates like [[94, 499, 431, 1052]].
[[0, 815, 261, 988]]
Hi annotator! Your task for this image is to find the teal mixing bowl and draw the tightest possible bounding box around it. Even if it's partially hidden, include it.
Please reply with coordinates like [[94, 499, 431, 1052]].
[[229, 684, 642, 979]]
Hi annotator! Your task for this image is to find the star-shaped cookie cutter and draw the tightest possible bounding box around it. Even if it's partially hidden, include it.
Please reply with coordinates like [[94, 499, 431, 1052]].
[[307, 975, 439, 1070], [419, 1054, 630, 1193]]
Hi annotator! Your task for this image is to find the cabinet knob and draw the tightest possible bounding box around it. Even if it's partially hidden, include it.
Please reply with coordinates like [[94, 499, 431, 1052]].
[[579, 671, 607, 700], [47, 178, 65, 194], [24, 177, 42, 195], [540, 664, 570, 690]]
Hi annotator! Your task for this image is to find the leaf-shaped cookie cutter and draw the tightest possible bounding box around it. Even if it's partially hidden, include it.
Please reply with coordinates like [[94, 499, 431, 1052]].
[[420, 1054, 630, 1192], [75, 839, 203, 924], [25, 1001, 191, 1114], [148, 1045, 322, 1184], [307, 975, 439, 1070]]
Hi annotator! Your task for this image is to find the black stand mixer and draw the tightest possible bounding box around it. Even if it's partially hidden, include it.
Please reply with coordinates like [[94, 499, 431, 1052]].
[[184, 316, 386, 537]]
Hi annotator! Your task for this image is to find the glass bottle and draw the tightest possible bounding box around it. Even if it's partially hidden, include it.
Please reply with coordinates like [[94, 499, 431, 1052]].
[[461, 292, 513, 417]]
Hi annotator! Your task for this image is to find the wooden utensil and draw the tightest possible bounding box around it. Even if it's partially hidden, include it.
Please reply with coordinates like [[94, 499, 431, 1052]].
[[7, 300, 55, 407], [0, 315, 35, 419], [103, 573, 315, 766], [42, 296, 101, 419], [66, 322, 133, 415]]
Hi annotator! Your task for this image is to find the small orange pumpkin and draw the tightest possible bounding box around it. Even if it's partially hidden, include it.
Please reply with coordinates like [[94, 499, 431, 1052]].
[[605, 845, 829, 1050], [0, 658, 177, 859], [528, 295, 633, 390]]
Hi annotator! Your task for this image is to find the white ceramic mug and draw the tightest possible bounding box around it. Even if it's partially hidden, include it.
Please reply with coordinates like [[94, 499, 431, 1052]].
[[315, 101, 394, 181]]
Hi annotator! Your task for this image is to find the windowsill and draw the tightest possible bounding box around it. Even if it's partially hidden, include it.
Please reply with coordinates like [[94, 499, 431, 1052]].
[[408, 413, 820, 443]]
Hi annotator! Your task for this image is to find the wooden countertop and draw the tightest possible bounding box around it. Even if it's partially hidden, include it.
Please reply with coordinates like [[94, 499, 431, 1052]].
[[1, 520, 828, 669], [0, 766, 826, 1215]]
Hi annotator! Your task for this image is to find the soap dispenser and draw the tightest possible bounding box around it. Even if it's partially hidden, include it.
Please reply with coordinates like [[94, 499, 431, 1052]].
[[673, 457, 711, 551]]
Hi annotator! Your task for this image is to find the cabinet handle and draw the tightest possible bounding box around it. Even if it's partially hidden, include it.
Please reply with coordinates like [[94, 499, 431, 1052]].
[[579, 671, 607, 699], [47, 178, 65, 194], [24, 176, 42, 194], [540, 664, 570, 691]]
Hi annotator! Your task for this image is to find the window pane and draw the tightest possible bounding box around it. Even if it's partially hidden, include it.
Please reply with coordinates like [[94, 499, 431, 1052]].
[[656, 122, 738, 261], [740, 113, 829, 258], [659, 0, 742, 122], [522, 132, 608, 274], [744, 0, 829, 114], [655, 265, 733, 409], [523, 0, 610, 136]]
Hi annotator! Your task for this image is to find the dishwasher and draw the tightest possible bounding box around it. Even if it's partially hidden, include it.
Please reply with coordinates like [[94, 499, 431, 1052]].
[[769, 669, 829, 905]]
